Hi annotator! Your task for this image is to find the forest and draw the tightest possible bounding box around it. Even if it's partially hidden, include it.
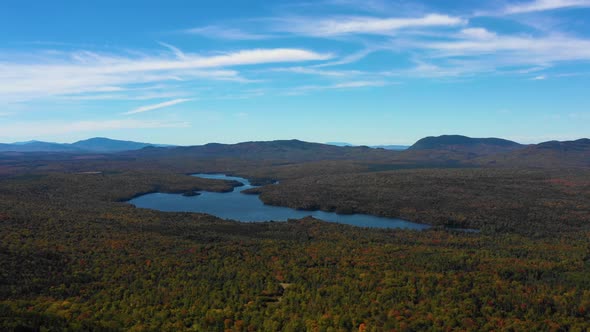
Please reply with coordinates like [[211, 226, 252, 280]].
[[0, 141, 589, 331]]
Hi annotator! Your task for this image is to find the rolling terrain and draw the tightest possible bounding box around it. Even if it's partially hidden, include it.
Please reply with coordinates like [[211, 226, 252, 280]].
[[0, 135, 589, 330], [478, 138, 590, 168]]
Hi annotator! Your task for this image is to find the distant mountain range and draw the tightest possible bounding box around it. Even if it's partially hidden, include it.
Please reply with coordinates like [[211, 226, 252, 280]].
[[371, 145, 411, 151], [1, 135, 589, 168], [131, 136, 590, 168], [0, 137, 171, 153], [326, 142, 410, 150]]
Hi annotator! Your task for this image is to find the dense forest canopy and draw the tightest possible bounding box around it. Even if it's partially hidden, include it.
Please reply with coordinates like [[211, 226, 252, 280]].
[[1, 138, 589, 331]]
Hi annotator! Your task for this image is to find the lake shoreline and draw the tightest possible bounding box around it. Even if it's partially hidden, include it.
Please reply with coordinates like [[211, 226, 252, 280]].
[[127, 173, 434, 230]]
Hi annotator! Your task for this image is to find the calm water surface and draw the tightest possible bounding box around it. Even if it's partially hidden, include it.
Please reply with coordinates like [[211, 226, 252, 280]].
[[128, 174, 430, 230]]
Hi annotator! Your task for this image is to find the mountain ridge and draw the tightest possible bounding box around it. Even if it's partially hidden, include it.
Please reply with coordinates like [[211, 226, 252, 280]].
[[403, 135, 527, 158], [478, 138, 590, 168], [0, 137, 167, 153], [1, 136, 589, 169]]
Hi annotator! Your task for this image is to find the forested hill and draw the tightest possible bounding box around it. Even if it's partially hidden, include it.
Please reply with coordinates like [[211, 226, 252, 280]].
[[130, 139, 397, 161], [479, 138, 590, 168], [69, 137, 156, 152], [536, 138, 590, 151], [408, 135, 524, 155]]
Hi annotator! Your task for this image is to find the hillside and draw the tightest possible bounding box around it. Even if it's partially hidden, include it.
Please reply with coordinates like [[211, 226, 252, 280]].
[[71, 137, 154, 152], [480, 138, 590, 168], [132, 139, 398, 162], [409, 135, 524, 155]]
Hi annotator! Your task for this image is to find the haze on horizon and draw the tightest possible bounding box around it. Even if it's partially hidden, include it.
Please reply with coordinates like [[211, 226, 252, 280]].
[[1, 0, 589, 146]]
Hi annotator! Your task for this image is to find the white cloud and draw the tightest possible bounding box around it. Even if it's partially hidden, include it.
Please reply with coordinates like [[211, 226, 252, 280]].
[[331, 81, 386, 88], [0, 48, 331, 102], [124, 98, 193, 115], [532, 75, 547, 80], [58, 91, 191, 101], [502, 0, 590, 14], [270, 66, 362, 77], [0, 120, 190, 139], [185, 26, 271, 40], [278, 14, 466, 36], [287, 80, 388, 95], [417, 34, 590, 64], [177, 49, 331, 68], [158, 42, 187, 59], [459, 28, 497, 40], [314, 47, 381, 68], [381, 60, 484, 78]]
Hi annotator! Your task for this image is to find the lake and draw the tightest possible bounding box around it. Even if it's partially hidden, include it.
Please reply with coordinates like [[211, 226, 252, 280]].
[[128, 173, 431, 230]]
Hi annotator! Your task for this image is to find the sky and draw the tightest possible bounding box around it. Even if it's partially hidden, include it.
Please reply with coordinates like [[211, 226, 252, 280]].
[[1, 0, 589, 145]]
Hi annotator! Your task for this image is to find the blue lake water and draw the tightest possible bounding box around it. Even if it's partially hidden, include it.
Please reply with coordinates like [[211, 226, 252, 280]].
[[128, 174, 431, 230]]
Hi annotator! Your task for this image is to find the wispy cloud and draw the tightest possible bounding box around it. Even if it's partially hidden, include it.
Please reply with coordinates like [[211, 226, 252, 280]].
[[414, 30, 590, 64], [58, 90, 191, 101], [380, 60, 488, 79], [124, 98, 193, 115], [501, 0, 590, 14], [158, 42, 187, 59], [278, 14, 466, 36], [270, 66, 362, 77], [331, 81, 387, 88], [185, 25, 272, 40], [0, 119, 190, 138], [314, 47, 381, 68], [287, 80, 388, 95], [2, 2, 590, 111], [0, 47, 331, 102], [458, 28, 497, 40]]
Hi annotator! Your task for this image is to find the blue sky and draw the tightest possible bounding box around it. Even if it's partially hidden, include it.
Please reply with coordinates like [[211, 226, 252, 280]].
[[1, 0, 589, 145]]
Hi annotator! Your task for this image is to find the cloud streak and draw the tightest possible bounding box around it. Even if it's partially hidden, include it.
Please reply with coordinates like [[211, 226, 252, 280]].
[[287, 80, 388, 95], [419, 33, 590, 63], [0, 47, 331, 102], [502, 0, 590, 14], [185, 25, 272, 40], [124, 98, 193, 115], [270, 66, 362, 77], [279, 14, 466, 36]]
